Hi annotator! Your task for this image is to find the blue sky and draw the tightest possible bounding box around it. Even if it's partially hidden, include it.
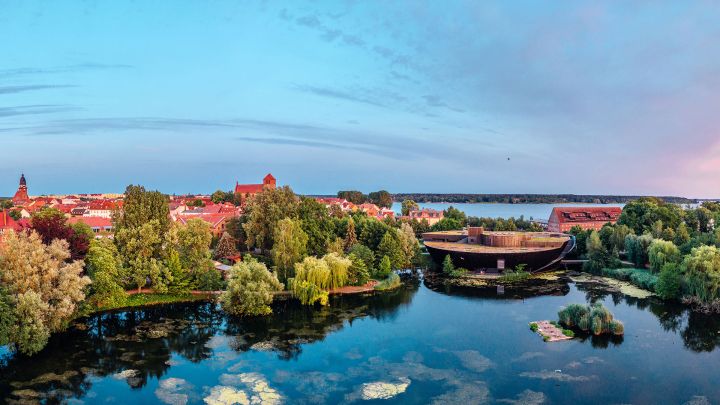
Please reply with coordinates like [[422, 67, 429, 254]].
[[2, 1, 720, 197]]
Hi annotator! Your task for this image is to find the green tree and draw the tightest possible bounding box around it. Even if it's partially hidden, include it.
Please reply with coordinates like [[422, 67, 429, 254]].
[[220, 258, 283, 316], [243, 186, 299, 251], [0, 282, 16, 347], [651, 220, 664, 239], [344, 218, 358, 251], [85, 239, 128, 306], [272, 218, 308, 284], [114, 185, 171, 250], [115, 220, 164, 292], [298, 197, 334, 256], [674, 222, 691, 246], [656, 263, 682, 300], [349, 244, 376, 276], [225, 216, 248, 251], [682, 245, 720, 302], [359, 219, 391, 251], [377, 255, 392, 279], [368, 190, 393, 209], [443, 206, 467, 226], [8, 210, 21, 221], [584, 231, 617, 274], [13, 291, 51, 355], [326, 237, 344, 255], [337, 190, 367, 204], [430, 218, 463, 232], [166, 250, 191, 294], [290, 254, 351, 305], [347, 254, 370, 286], [377, 230, 404, 270], [442, 254, 455, 275], [648, 239, 680, 273], [401, 199, 419, 216], [611, 224, 633, 252], [176, 218, 213, 271], [397, 222, 420, 268]]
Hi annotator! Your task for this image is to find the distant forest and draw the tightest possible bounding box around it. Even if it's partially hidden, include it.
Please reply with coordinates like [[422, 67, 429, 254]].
[[389, 193, 697, 205]]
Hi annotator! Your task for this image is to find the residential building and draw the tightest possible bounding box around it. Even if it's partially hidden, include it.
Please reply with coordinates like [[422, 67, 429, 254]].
[[67, 216, 114, 236], [407, 208, 444, 225]]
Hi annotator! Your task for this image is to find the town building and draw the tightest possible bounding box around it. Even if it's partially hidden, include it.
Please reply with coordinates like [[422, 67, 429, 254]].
[[547, 207, 622, 233], [11, 174, 30, 206], [234, 173, 276, 201], [407, 208, 444, 225], [0, 210, 21, 237], [423, 227, 574, 272]]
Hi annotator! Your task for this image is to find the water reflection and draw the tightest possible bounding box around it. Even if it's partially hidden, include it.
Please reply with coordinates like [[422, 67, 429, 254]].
[[1, 276, 719, 404], [0, 281, 420, 403]]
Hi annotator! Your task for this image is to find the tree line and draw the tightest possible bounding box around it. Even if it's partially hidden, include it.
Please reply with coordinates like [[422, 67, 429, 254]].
[[392, 193, 696, 204]]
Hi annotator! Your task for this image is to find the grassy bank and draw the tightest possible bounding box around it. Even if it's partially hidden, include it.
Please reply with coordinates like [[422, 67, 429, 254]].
[[93, 293, 212, 313]]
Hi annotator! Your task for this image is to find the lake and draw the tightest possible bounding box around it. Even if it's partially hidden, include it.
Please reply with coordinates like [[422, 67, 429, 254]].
[[2, 278, 719, 404], [390, 203, 626, 221]]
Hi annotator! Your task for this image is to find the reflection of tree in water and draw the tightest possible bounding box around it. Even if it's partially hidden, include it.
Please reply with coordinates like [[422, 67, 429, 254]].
[[0, 302, 223, 404], [224, 280, 419, 360], [574, 281, 720, 352], [681, 311, 720, 352]]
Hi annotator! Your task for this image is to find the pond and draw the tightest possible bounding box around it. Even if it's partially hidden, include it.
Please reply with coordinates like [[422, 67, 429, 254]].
[[1, 278, 719, 404]]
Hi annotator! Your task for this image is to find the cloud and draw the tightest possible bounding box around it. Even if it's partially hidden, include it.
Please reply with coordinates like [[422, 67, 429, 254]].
[[0, 84, 77, 95], [0, 104, 78, 118], [0, 63, 132, 78]]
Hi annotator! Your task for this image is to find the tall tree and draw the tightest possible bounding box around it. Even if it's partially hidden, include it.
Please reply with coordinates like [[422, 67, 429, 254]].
[[377, 230, 404, 270], [0, 231, 91, 355], [337, 190, 367, 204], [401, 200, 419, 216], [298, 197, 334, 256], [368, 190, 393, 209], [343, 218, 358, 252], [272, 218, 308, 284], [243, 186, 299, 251]]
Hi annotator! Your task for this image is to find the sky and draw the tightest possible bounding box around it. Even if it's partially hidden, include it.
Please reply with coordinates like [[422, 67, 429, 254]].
[[1, 1, 720, 198]]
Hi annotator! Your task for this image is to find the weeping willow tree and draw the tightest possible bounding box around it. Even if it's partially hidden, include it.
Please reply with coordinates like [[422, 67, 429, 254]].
[[289, 253, 351, 305], [682, 245, 720, 302], [558, 303, 623, 336]]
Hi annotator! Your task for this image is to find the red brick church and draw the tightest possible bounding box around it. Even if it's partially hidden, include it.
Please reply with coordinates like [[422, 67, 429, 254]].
[[12, 174, 30, 206], [234, 173, 276, 201]]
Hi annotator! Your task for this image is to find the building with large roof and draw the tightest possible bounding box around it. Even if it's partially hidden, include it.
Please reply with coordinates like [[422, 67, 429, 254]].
[[547, 206, 622, 232], [423, 227, 574, 272]]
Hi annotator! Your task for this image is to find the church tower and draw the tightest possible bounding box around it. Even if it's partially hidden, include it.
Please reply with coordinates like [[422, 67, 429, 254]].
[[12, 173, 30, 206]]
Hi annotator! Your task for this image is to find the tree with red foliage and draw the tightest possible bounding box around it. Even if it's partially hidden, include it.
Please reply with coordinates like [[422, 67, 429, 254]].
[[30, 208, 89, 260]]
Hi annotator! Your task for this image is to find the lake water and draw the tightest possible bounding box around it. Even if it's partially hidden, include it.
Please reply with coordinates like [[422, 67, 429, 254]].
[[2, 279, 719, 404], [390, 203, 626, 221]]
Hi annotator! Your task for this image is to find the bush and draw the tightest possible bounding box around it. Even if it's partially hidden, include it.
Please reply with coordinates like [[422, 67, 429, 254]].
[[529, 322, 538, 332], [220, 258, 283, 316], [196, 268, 226, 291], [602, 268, 658, 291], [347, 254, 371, 286], [562, 329, 575, 337], [558, 302, 624, 336], [374, 273, 401, 291]]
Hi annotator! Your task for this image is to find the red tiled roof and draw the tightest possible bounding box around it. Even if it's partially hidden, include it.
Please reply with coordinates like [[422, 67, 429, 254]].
[[550, 207, 622, 224], [234, 183, 264, 194]]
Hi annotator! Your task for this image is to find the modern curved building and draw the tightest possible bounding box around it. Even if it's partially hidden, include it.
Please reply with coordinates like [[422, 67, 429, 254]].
[[423, 227, 575, 273]]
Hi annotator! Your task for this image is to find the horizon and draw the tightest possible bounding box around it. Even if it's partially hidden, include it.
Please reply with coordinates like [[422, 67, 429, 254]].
[[3, 2, 720, 197]]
